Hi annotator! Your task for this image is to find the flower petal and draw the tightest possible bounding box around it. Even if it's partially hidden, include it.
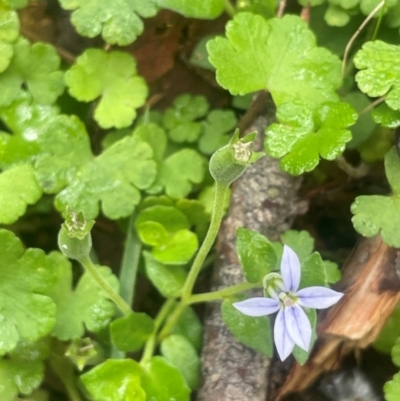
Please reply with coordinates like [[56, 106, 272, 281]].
[[284, 305, 312, 351], [296, 286, 344, 309], [232, 297, 280, 317], [274, 309, 295, 361], [281, 245, 301, 292]]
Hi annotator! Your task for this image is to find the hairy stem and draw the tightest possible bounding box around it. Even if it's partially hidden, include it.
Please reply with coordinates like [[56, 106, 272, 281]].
[[79, 255, 132, 316], [181, 183, 228, 301], [140, 299, 176, 364]]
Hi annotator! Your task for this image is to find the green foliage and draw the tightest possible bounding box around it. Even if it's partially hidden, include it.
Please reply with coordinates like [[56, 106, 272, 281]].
[[299, 252, 328, 288], [171, 306, 203, 352], [66, 49, 148, 128], [221, 297, 273, 356], [143, 252, 187, 298], [140, 356, 190, 401], [207, 13, 341, 106], [110, 313, 155, 352], [0, 339, 49, 401], [372, 103, 400, 128], [374, 302, 400, 353], [280, 230, 314, 263], [55, 135, 157, 220], [156, 0, 224, 18], [265, 101, 357, 175], [351, 147, 400, 247], [354, 40, 400, 111], [58, 0, 157, 45], [0, 38, 64, 107], [385, 372, 400, 401], [0, 229, 56, 354], [0, 1, 19, 73], [81, 359, 144, 401], [159, 149, 206, 198], [0, 164, 42, 224], [236, 0, 276, 17], [48, 252, 118, 340], [136, 205, 199, 264], [199, 110, 237, 155], [236, 227, 277, 283], [392, 336, 400, 367], [162, 94, 209, 143], [161, 334, 200, 389]]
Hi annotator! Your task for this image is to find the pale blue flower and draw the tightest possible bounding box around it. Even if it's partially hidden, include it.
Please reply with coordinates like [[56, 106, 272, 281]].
[[233, 245, 344, 361]]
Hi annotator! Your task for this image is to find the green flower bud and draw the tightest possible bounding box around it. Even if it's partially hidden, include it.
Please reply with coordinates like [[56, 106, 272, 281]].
[[209, 129, 265, 186], [58, 211, 94, 260]]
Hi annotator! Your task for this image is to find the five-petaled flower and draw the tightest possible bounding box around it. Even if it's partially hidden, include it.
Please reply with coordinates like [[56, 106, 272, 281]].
[[233, 245, 344, 361]]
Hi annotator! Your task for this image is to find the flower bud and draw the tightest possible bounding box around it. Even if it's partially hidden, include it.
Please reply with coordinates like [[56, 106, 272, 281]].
[[58, 211, 94, 260], [209, 129, 265, 186]]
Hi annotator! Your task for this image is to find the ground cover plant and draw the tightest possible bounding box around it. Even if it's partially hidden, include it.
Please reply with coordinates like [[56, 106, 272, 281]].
[[2, 0, 400, 400]]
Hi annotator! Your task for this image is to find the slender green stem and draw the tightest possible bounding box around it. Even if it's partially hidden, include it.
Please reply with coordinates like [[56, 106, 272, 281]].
[[119, 213, 141, 306], [79, 255, 132, 316], [371, 1, 385, 41], [224, 0, 236, 17], [50, 354, 82, 401], [140, 299, 176, 364], [181, 183, 228, 301], [186, 282, 260, 305], [157, 302, 186, 341]]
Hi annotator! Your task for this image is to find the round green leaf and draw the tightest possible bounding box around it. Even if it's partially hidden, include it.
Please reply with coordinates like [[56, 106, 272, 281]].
[[299, 252, 327, 289], [66, 49, 148, 128], [152, 229, 198, 265], [137, 221, 169, 246], [156, 0, 224, 18], [161, 334, 200, 389], [221, 298, 273, 357], [236, 227, 277, 283], [384, 371, 400, 401], [81, 359, 143, 401], [171, 306, 203, 352], [141, 356, 190, 401], [110, 313, 155, 352]]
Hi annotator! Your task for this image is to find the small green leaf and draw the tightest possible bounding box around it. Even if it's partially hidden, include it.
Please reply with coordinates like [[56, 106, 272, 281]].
[[351, 147, 400, 247], [66, 49, 148, 128], [81, 359, 144, 401], [280, 230, 314, 263], [136, 205, 190, 233], [162, 94, 209, 143], [59, 0, 157, 45], [0, 339, 49, 401], [221, 297, 273, 357], [236, 0, 276, 17], [160, 149, 206, 198], [0, 229, 56, 354], [372, 103, 400, 128], [141, 356, 190, 401], [143, 252, 187, 298], [324, 5, 350, 27], [207, 13, 341, 106], [324, 260, 341, 284], [0, 38, 64, 107], [0, 92, 59, 168], [137, 221, 169, 246], [55, 135, 157, 220], [374, 302, 400, 353], [156, 0, 224, 19], [292, 309, 317, 365], [236, 227, 277, 283], [384, 371, 400, 401], [344, 92, 376, 148], [265, 101, 357, 175], [48, 252, 119, 341], [34, 115, 92, 194], [161, 334, 200, 389], [152, 230, 198, 265], [171, 306, 203, 352], [111, 313, 155, 352], [354, 40, 400, 111], [0, 2, 19, 73], [392, 336, 400, 367], [0, 164, 42, 224], [299, 252, 327, 288], [199, 110, 237, 155]]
